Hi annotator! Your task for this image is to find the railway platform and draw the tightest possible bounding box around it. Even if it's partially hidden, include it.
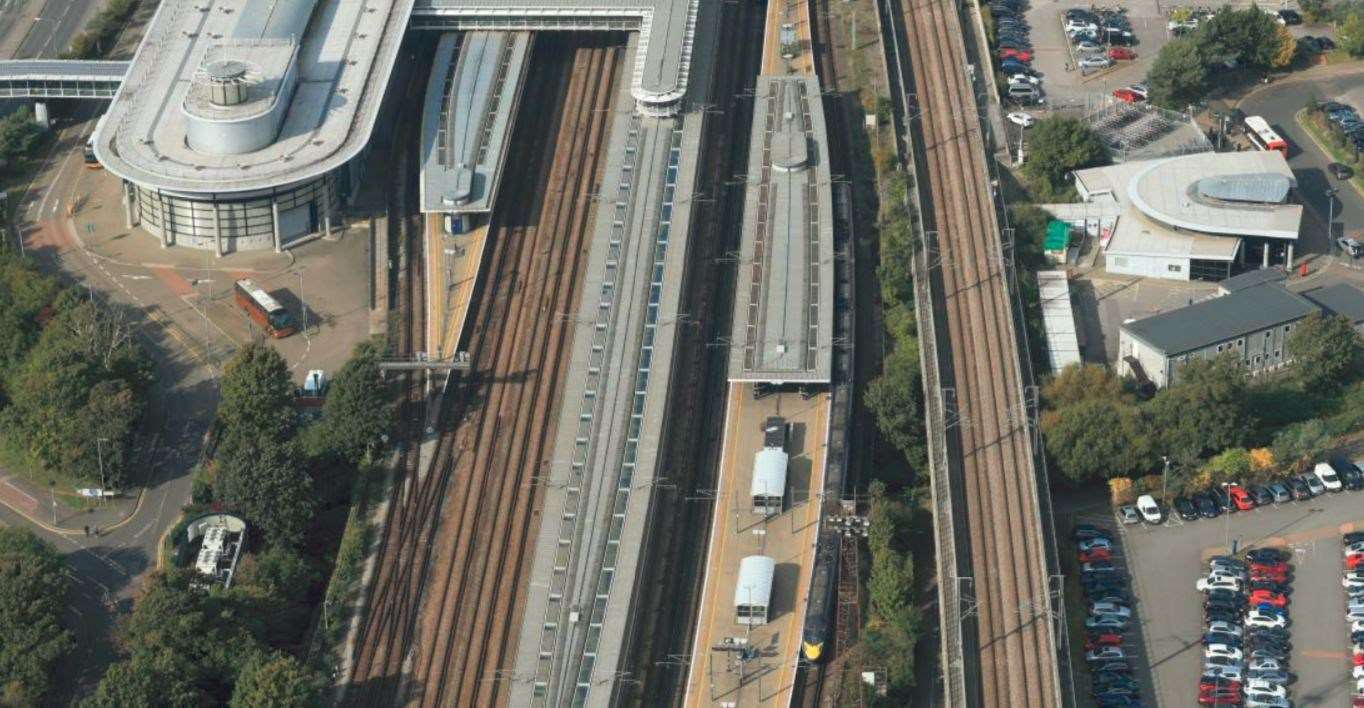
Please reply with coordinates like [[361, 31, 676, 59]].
[[683, 385, 829, 708]]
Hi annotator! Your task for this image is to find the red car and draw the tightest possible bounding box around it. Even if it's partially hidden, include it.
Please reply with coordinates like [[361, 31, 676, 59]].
[[1200, 679, 1241, 692], [1228, 485, 1255, 511], [998, 48, 1033, 62], [1086, 632, 1122, 650], [1199, 689, 1242, 705], [1348, 553, 1364, 570], [1108, 47, 1137, 60], [1251, 560, 1288, 574], [1353, 651, 1364, 667], [1251, 569, 1289, 583], [1249, 589, 1287, 608], [1112, 88, 1143, 103], [1078, 548, 1112, 563]]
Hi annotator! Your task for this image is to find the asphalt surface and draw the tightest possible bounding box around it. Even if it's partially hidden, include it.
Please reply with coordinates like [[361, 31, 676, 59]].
[[12, 0, 100, 59], [1238, 64, 1364, 257], [1065, 487, 1364, 708]]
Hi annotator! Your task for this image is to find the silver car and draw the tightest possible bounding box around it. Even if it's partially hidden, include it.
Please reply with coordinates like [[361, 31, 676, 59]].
[[1078, 55, 1113, 70]]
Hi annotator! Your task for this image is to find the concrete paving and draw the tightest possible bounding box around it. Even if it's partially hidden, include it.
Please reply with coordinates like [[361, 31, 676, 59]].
[[1062, 488, 1364, 708], [1023, 0, 1169, 113]]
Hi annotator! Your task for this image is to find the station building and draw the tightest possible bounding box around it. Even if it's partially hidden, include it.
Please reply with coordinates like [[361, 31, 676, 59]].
[[83, 0, 702, 254], [1046, 151, 1303, 282]]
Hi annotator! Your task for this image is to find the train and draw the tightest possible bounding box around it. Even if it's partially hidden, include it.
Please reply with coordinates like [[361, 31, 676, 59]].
[[801, 531, 838, 662]]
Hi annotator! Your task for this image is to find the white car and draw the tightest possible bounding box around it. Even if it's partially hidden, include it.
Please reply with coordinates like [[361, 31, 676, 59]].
[[1008, 73, 1041, 86], [1168, 18, 1199, 32], [1006, 112, 1035, 128], [1207, 620, 1242, 636], [1205, 643, 1243, 662], [1352, 619, 1364, 634], [1347, 541, 1364, 555], [1244, 697, 1290, 708], [1197, 576, 1242, 593], [1354, 664, 1364, 680], [1203, 663, 1243, 681], [1249, 657, 1286, 673], [1088, 602, 1131, 618], [1245, 679, 1287, 699], [1074, 40, 1103, 53], [1136, 494, 1162, 523], [1066, 19, 1098, 33], [1347, 572, 1364, 590], [1315, 462, 1343, 491], [1129, 83, 1150, 98], [1078, 55, 1113, 69], [1349, 607, 1364, 622], [1245, 610, 1287, 628]]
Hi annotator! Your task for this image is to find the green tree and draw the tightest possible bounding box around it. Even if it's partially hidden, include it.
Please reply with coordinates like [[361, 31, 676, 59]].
[[1042, 398, 1152, 482], [215, 439, 315, 547], [1340, 12, 1364, 57], [82, 656, 203, 708], [1146, 356, 1252, 459], [1020, 117, 1108, 199], [1042, 363, 1129, 410], [1148, 38, 1209, 108], [230, 546, 320, 648], [1271, 418, 1332, 472], [218, 342, 295, 446], [1299, 0, 1327, 22], [861, 484, 920, 696], [229, 653, 322, 708], [1271, 25, 1298, 68], [1200, 448, 1253, 487], [865, 328, 926, 473], [1196, 5, 1282, 69], [1287, 312, 1362, 393], [0, 108, 42, 165], [303, 340, 393, 465], [0, 529, 72, 706]]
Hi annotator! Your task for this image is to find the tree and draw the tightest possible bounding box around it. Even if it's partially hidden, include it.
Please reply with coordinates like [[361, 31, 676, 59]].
[[865, 331, 926, 474], [1271, 25, 1298, 68], [0, 529, 72, 706], [861, 484, 920, 697], [1299, 0, 1327, 22], [0, 108, 42, 165], [1340, 12, 1364, 58], [218, 342, 295, 446], [1271, 418, 1332, 472], [1287, 312, 1362, 393], [1196, 6, 1282, 69], [1148, 38, 1209, 108], [1020, 117, 1108, 198], [1042, 363, 1129, 410], [303, 340, 393, 465], [1146, 356, 1252, 459], [215, 439, 315, 547], [229, 653, 322, 708], [1042, 398, 1152, 482], [1200, 448, 1253, 487]]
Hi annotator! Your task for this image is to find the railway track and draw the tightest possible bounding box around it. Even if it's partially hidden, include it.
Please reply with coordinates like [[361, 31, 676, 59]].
[[344, 33, 624, 707], [892, 0, 1062, 705]]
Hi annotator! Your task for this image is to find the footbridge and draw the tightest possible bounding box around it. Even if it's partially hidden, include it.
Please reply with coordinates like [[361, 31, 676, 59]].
[[0, 60, 127, 98]]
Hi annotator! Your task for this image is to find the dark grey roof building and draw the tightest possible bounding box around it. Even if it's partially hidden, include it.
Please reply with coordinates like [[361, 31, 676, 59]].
[[1217, 267, 1286, 295], [1300, 283, 1364, 329], [1118, 282, 1320, 387]]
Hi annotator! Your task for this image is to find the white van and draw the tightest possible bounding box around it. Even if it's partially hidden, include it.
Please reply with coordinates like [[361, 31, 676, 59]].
[[1314, 461, 1343, 492], [1135, 494, 1162, 524]]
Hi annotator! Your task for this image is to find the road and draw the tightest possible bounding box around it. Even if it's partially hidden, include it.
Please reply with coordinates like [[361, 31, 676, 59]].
[[1238, 64, 1364, 256], [10, 0, 100, 59]]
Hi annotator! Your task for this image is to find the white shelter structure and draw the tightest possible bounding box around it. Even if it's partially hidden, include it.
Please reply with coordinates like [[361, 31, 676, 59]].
[[750, 447, 789, 515], [734, 555, 776, 626]]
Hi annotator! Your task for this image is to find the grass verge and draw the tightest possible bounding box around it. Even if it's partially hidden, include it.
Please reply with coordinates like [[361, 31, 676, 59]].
[[1295, 107, 1364, 200]]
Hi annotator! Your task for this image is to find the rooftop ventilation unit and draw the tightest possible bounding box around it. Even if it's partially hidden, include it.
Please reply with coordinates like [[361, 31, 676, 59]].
[[201, 59, 253, 107]]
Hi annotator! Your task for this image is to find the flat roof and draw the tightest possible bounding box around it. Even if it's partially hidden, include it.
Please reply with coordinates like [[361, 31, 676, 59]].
[[0, 60, 129, 80], [1219, 267, 1286, 294], [96, 0, 414, 194], [1105, 211, 1242, 262], [413, 0, 700, 109], [420, 32, 530, 213], [1123, 283, 1318, 356], [1300, 283, 1364, 324], [730, 75, 834, 384], [1074, 151, 1303, 241], [1038, 271, 1081, 373]]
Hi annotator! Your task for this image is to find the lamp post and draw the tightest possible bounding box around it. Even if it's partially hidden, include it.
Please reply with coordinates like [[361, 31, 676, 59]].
[[1220, 481, 1239, 551], [96, 437, 109, 505], [1161, 455, 1171, 504], [1327, 187, 1340, 248]]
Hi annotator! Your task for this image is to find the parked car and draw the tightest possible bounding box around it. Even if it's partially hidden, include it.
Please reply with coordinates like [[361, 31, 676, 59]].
[[1088, 601, 1131, 618], [1117, 505, 1140, 524], [1210, 486, 1235, 512], [1276, 9, 1302, 25], [1072, 524, 1109, 541], [1301, 473, 1326, 496], [1286, 477, 1311, 500], [1136, 494, 1162, 523], [999, 59, 1032, 75], [1332, 162, 1356, 181], [1245, 610, 1287, 628], [1173, 496, 1198, 520], [998, 48, 1033, 62], [1077, 537, 1112, 552], [1207, 620, 1242, 635], [1078, 55, 1112, 70], [1249, 589, 1287, 608], [1344, 464, 1364, 490], [1006, 111, 1036, 128], [1194, 493, 1221, 518], [1228, 485, 1256, 511], [1087, 614, 1129, 630], [1248, 485, 1274, 506], [1112, 87, 1143, 103], [1086, 632, 1124, 650], [1083, 559, 1117, 574], [1198, 576, 1243, 593], [1267, 483, 1292, 503], [1074, 39, 1103, 53], [1315, 462, 1344, 492], [1108, 46, 1137, 60]]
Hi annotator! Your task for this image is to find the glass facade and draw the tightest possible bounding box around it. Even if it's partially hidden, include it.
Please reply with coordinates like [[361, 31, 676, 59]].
[[131, 175, 333, 252]]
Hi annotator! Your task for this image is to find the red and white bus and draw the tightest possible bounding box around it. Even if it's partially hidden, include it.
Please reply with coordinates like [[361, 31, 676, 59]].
[[233, 279, 296, 338], [1243, 115, 1288, 155]]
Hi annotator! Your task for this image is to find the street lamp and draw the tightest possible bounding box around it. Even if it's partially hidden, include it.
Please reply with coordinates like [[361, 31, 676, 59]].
[[95, 437, 109, 504], [1327, 187, 1340, 248], [1220, 481, 1239, 551], [1161, 455, 1171, 504]]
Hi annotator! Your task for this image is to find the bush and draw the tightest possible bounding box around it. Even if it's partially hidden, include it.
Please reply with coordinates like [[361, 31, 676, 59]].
[[1108, 477, 1134, 506]]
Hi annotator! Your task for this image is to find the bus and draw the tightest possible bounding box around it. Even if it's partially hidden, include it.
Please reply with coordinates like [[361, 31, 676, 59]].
[[83, 115, 106, 168], [1243, 115, 1288, 155], [233, 279, 296, 338]]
